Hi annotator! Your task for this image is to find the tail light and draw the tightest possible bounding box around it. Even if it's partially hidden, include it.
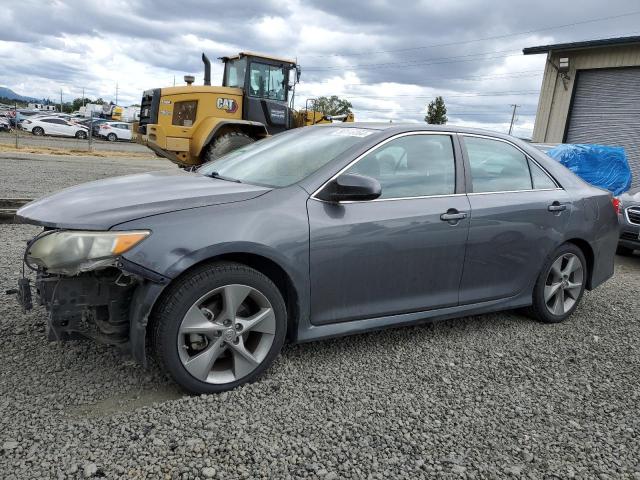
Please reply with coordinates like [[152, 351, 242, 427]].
[[612, 197, 621, 215]]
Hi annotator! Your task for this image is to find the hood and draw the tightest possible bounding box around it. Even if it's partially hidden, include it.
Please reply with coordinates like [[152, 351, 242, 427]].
[[17, 169, 270, 230], [619, 187, 640, 205]]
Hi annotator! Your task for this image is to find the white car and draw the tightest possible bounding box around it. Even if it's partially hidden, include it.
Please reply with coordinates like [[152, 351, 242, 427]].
[[99, 122, 132, 142], [23, 117, 89, 139]]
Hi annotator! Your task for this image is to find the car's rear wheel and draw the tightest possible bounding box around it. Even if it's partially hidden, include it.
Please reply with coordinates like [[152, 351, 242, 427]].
[[616, 245, 635, 256], [526, 243, 587, 323], [107, 133, 117, 142], [75, 130, 87, 139], [32, 126, 44, 136], [151, 262, 287, 394], [203, 131, 254, 163]]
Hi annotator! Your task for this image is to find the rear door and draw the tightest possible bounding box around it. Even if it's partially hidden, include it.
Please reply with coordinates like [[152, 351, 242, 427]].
[[307, 132, 470, 325], [458, 134, 570, 304], [40, 118, 59, 135]]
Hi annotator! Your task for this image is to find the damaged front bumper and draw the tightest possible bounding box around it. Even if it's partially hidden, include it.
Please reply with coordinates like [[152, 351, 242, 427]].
[[16, 257, 169, 366]]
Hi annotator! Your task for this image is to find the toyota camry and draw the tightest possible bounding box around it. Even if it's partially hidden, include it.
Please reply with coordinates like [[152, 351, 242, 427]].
[[14, 124, 619, 394]]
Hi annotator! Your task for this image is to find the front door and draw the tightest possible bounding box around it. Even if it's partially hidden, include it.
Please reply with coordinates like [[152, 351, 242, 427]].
[[458, 135, 571, 304], [308, 133, 470, 325], [244, 61, 291, 134]]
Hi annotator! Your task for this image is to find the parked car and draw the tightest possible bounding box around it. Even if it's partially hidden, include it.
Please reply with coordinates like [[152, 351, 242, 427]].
[[22, 116, 89, 139], [14, 124, 619, 394], [0, 118, 10, 132], [615, 187, 640, 255], [98, 122, 132, 141], [85, 119, 110, 137]]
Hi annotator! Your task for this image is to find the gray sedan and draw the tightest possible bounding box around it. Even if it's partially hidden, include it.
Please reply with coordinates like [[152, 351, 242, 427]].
[[616, 187, 640, 255], [15, 124, 618, 394]]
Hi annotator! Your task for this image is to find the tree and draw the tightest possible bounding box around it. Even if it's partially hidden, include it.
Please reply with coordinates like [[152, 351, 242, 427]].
[[71, 97, 85, 112], [311, 95, 353, 116], [424, 96, 447, 124]]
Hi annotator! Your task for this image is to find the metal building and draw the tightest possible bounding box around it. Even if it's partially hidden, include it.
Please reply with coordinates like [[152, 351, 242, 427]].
[[524, 36, 640, 187]]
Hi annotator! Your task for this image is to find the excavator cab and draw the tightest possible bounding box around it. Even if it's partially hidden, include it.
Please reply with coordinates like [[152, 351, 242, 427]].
[[220, 52, 299, 134]]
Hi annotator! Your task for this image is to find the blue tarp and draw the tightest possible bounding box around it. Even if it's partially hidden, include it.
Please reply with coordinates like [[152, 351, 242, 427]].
[[546, 144, 632, 196]]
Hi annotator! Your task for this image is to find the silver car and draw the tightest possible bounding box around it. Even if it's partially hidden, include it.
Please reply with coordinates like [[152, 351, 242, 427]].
[[617, 187, 640, 255]]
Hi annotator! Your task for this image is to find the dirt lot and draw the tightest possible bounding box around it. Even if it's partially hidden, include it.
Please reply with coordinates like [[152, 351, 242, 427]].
[[0, 152, 638, 479], [0, 131, 151, 154]]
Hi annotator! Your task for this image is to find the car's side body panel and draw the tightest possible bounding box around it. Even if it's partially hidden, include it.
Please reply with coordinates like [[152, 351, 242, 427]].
[[307, 194, 471, 325], [459, 189, 571, 304]]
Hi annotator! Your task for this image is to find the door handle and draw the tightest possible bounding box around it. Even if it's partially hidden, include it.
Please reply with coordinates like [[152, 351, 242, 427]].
[[548, 202, 567, 212], [440, 210, 468, 222]]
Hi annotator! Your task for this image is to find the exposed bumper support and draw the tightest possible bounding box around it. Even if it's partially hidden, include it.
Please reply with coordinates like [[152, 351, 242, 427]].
[[29, 258, 170, 366]]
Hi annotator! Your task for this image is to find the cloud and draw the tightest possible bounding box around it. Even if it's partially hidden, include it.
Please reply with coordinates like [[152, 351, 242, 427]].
[[2, 0, 639, 136]]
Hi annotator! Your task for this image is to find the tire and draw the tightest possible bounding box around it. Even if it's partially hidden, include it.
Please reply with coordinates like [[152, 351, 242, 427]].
[[151, 262, 287, 394], [32, 127, 44, 136], [203, 131, 254, 163], [75, 130, 87, 139], [525, 243, 587, 324], [616, 245, 635, 256], [107, 133, 117, 142]]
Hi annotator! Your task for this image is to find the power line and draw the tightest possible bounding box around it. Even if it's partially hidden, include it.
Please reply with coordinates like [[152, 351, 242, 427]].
[[296, 90, 540, 99], [298, 70, 543, 90], [351, 106, 536, 115], [305, 49, 523, 72], [300, 10, 640, 58]]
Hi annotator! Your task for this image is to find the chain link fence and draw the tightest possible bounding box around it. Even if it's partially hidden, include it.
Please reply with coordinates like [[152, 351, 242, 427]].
[[0, 105, 147, 154]]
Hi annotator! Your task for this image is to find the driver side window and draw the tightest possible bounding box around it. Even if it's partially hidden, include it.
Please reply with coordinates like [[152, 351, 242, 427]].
[[345, 134, 456, 199]]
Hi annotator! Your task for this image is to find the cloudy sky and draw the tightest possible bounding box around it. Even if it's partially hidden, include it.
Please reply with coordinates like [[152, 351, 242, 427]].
[[1, 0, 639, 137]]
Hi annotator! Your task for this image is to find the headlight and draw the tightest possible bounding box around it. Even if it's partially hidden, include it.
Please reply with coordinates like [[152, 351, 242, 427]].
[[27, 230, 150, 275]]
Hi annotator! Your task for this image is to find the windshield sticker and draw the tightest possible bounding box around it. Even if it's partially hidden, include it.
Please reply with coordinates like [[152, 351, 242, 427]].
[[329, 128, 374, 138]]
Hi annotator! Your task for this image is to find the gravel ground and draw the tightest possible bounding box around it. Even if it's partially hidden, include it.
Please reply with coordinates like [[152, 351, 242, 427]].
[[0, 131, 150, 153], [0, 156, 639, 479], [0, 152, 175, 198]]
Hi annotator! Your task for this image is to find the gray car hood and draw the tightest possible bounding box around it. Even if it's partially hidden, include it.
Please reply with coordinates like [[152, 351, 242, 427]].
[[17, 169, 270, 230]]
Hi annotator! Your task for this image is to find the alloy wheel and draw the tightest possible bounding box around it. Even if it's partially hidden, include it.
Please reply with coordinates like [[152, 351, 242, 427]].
[[544, 253, 584, 316], [177, 284, 276, 384]]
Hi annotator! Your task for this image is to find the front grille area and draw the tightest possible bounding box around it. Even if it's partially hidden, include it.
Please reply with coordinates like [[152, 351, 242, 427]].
[[627, 207, 640, 225], [621, 231, 639, 241], [138, 88, 160, 130]]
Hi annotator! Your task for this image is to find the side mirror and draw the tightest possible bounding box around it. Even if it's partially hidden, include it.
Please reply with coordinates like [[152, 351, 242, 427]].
[[317, 173, 382, 202]]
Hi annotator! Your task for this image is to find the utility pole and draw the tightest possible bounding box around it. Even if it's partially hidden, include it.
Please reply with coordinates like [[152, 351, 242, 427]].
[[508, 104, 520, 135], [14, 102, 18, 148], [60, 89, 63, 113], [115, 82, 119, 106], [82, 87, 85, 107]]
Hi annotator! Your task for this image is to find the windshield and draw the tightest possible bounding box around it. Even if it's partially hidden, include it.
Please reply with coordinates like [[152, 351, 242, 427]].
[[198, 127, 375, 187]]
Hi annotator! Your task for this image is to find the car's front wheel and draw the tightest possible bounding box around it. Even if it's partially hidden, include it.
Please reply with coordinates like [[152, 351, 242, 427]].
[[32, 126, 44, 136], [75, 130, 87, 139], [107, 133, 117, 142], [151, 262, 287, 394], [526, 243, 587, 323]]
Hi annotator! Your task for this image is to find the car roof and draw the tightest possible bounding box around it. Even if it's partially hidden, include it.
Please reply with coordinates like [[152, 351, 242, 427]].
[[319, 122, 516, 138]]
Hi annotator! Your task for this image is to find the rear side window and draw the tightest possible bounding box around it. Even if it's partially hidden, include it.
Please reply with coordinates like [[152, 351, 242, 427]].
[[464, 136, 532, 193], [345, 134, 456, 199], [529, 160, 557, 189]]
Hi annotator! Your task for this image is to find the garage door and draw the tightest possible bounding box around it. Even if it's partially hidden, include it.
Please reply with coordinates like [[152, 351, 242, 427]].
[[565, 67, 640, 188]]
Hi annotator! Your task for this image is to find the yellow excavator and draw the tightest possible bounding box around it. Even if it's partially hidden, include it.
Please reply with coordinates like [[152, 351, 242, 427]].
[[135, 52, 353, 168]]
